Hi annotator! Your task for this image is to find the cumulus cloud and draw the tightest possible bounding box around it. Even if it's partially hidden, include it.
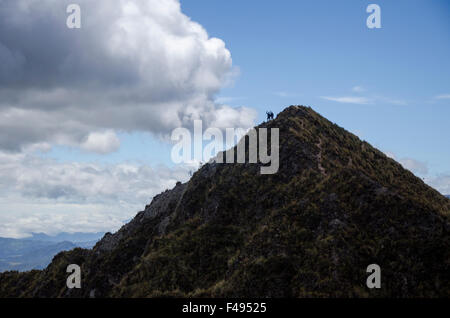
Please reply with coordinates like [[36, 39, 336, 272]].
[[0, 149, 191, 237], [0, 0, 259, 237], [80, 130, 120, 154], [0, 0, 256, 152], [209, 105, 257, 129]]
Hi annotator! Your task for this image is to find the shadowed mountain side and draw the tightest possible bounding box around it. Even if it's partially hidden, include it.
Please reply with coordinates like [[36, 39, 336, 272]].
[[1, 105, 449, 298]]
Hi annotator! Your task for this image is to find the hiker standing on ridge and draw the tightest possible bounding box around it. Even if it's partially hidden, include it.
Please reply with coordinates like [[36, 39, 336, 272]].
[[266, 111, 274, 121]]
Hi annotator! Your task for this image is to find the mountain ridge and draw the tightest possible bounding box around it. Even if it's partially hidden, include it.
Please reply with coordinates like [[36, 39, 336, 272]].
[[1, 105, 449, 298]]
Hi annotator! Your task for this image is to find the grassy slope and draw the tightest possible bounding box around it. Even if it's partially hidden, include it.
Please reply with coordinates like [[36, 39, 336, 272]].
[[1, 106, 449, 297]]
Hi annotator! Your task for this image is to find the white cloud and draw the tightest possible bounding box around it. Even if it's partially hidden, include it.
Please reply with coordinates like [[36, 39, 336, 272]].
[[273, 91, 300, 98], [352, 86, 366, 93], [385, 152, 428, 175], [434, 94, 450, 100], [215, 96, 245, 104], [321, 88, 407, 106], [384, 152, 396, 159], [0, 201, 129, 239], [321, 96, 372, 105], [0, 0, 256, 152], [209, 105, 257, 129], [81, 130, 120, 154], [385, 152, 450, 195], [0, 0, 259, 238], [386, 99, 407, 106], [425, 175, 450, 196], [0, 149, 191, 238], [399, 158, 428, 175], [377, 96, 407, 106]]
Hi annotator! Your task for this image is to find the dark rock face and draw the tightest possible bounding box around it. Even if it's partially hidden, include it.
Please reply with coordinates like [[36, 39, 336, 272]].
[[1, 105, 449, 298]]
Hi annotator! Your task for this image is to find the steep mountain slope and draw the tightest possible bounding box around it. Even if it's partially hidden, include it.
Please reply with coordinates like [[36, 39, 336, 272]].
[[1, 105, 449, 298]]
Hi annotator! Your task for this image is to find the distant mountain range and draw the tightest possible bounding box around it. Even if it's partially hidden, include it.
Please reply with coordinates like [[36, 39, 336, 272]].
[[29, 232, 105, 244], [0, 232, 104, 272]]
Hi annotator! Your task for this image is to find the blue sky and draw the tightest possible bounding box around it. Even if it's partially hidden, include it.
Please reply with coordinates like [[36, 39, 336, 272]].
[[48, 0, 450, 175], [0, 0, 449, 237], [48, 0, 450, 174], [181, 0, 450, 175]]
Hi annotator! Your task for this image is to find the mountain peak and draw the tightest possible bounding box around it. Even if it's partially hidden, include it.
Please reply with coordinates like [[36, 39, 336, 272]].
[[1, 105, 449, 298]]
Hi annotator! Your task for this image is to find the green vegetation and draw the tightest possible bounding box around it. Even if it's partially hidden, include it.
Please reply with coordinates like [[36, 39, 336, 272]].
[[1, 105, 449, 298]]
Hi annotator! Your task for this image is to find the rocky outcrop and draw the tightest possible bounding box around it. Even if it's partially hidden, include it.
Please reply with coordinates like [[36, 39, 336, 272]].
[[94, 182, 187, 253]]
